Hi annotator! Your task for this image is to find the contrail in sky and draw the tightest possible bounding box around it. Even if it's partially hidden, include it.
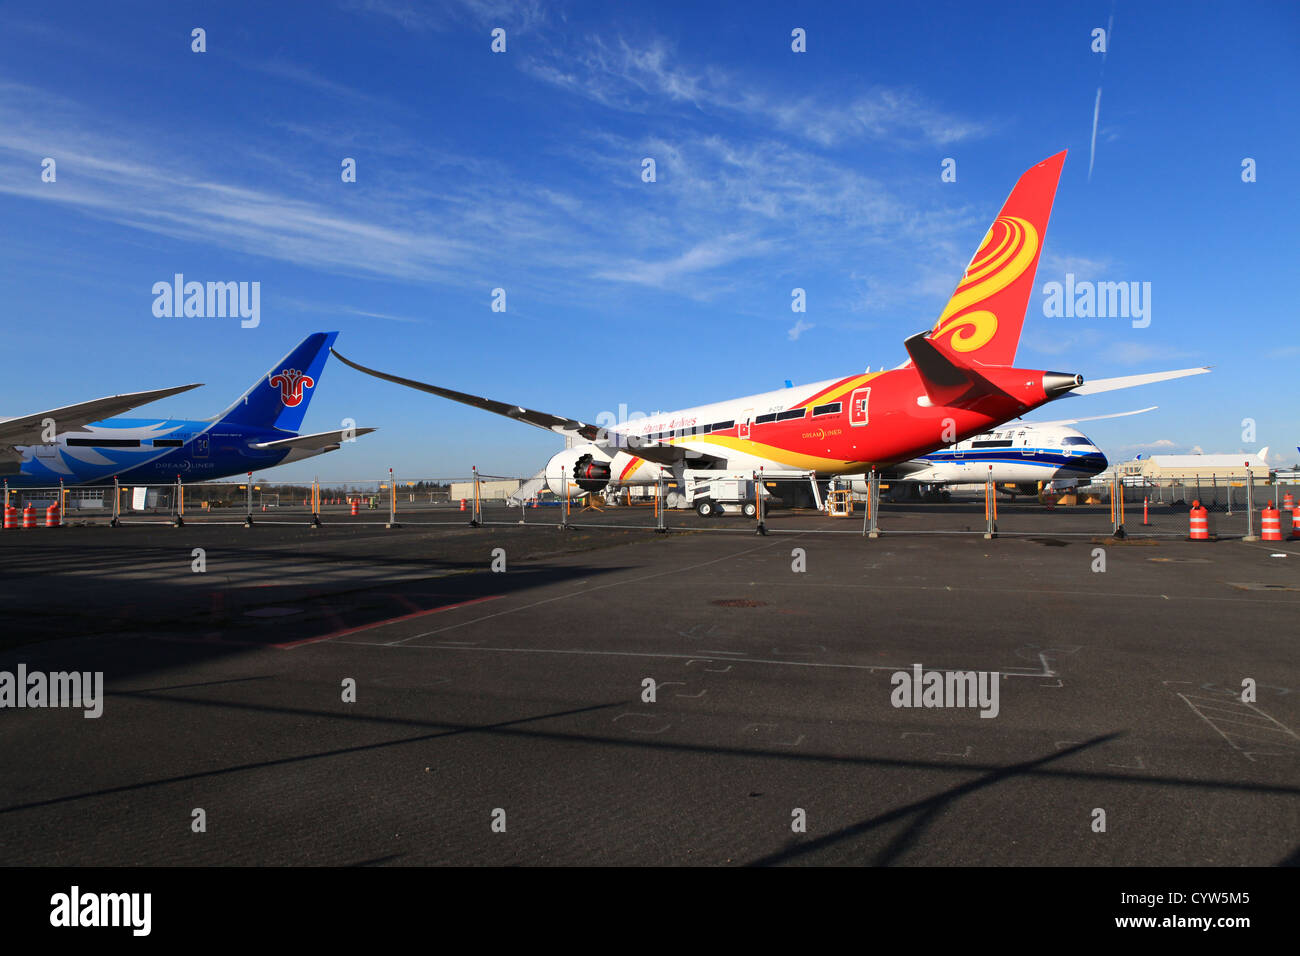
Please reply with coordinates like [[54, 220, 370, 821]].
[[1089, 11, 1114, 183], [1088, 86, 1102, 182]]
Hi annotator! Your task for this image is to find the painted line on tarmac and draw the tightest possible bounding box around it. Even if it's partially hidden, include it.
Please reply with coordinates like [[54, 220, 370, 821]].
[[334, 641, 1057, 679], [746, 579, 1300, 604], [1239, 540, 1300, 558], [383, 538, 795, 647], [275, 594, 505, 649]]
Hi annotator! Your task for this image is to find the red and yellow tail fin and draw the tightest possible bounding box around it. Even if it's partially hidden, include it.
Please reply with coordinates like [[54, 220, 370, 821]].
[[928, 150, 1066, 367]]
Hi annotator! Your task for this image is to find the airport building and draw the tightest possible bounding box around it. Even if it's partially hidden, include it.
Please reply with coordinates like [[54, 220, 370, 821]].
[[449, 478, 522, 500], [1115, 455, 1266, 481]]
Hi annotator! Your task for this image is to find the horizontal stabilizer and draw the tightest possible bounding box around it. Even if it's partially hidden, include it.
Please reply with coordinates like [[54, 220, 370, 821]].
[[1023, 406, 1157, 428], [1063, 367, 1210, 397], [251, 427, 376, 451], [903, 333, 993, 406]]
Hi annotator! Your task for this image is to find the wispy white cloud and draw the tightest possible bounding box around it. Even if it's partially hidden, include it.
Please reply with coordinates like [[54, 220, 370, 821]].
[[277, 297, 427, 324], [594, 234, 768, 287], [1040, 252, 1112, 281], [1104, 342, 1193, 365], [245, 59, 381, 105], [339, 0, 548, 34], [788, 319, 814, 341], [0, 53, 985, 319], [521, 36, 988, 148]]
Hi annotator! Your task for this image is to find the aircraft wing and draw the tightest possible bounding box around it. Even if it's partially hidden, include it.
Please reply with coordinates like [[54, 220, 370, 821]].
[[880, 460, 932, 480], [0, 384, 203, 447], [332, 350, 604, 443], [1019, 405, 1157, 428], [251, 427, 376, 451], [621, 438, 726, 468], [333, 350, 727, 467], [1062, 366, 1210, 397]]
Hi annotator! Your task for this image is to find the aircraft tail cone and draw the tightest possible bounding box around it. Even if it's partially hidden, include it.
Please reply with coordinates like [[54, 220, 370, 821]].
[[1043, 372, 1084, 398]]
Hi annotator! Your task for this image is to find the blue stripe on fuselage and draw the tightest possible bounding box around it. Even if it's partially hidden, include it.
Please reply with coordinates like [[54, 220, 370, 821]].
[[917, 448, 1106, 472]]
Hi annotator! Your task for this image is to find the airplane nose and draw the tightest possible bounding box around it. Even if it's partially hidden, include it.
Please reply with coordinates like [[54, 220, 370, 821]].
[[1082, 451, 1108, 473]]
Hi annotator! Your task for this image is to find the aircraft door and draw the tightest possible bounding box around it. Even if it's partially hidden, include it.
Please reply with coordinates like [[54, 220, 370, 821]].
[[194, 433, 209, 458], [849, 387, 870, 426], [738, 409, 754, 440]]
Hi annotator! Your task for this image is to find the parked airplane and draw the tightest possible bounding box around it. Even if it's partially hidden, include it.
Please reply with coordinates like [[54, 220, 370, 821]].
[[332, 151, 1209, 499], [867, 407, 1157, 499], [1, 332, 373, 488]]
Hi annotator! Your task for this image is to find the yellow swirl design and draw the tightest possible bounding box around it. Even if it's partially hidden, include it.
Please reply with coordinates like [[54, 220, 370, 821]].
[[931, 310, 998, 352], [930, 215, 1039, 353]]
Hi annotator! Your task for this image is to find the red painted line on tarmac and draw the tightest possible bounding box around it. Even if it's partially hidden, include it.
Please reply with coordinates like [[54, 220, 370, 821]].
[[273, 594, 504, 649]]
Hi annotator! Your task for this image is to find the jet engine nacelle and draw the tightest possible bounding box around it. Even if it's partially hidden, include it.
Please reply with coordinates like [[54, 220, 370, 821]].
[[545, 445, 613, 497]]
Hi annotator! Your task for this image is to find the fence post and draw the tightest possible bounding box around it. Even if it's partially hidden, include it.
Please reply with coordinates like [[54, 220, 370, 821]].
[[656, 474, 667, 533], [561, 468, 570, 530], [1243, 464, 1257, 540], [386, 468, 401, 529], [861, 472, 870, 537], [469, 466, 482, 527], [869, 470, 881, 538], [173, 475, 184, 528], [111, 476, 120, 527], [984, 470, 996, 539], [244, 472, 254, 528], [1113, 473, 1126, 538], [309, 476, 321, 529], [755, 469, 767, 536]]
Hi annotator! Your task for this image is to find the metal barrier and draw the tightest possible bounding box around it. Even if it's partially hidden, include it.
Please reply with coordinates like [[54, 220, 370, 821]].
[[3, 469, 1292, 541]]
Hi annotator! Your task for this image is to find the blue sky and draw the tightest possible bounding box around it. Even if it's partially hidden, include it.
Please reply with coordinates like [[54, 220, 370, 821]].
[[2, 0, 1297, 480]]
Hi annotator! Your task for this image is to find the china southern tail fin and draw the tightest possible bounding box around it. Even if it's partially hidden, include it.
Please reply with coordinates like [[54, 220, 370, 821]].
[[927, 151, 1067, 367], [214, 332, 338, 432]]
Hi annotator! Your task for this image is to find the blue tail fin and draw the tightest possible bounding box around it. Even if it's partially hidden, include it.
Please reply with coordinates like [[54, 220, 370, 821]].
[[215, 332, 338, 432]]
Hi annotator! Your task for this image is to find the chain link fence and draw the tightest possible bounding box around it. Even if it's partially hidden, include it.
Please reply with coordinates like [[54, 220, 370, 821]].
[[4, 471, 1296, 540]]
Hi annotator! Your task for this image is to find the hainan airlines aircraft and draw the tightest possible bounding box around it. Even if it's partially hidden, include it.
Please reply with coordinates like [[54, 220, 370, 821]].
[[333, 151, 1209, 496], [2, 332, 374, 488]]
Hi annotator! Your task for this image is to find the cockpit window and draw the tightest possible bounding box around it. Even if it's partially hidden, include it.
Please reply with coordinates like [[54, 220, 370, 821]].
[[1061, 437, 1092, 446]]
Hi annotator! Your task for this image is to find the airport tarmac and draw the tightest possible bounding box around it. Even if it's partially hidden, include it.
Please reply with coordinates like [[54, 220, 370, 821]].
[[1, 510, 1297, 866]]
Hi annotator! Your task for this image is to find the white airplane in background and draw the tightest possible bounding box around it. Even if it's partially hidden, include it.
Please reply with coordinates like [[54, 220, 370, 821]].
[[860, 406, 1157, 499]]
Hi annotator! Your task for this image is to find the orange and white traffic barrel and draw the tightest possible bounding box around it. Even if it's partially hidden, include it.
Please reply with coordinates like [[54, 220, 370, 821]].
[[1290, 506, 1300, 541], [1284, 492, 1295, 510], [2, 504, 16, 529], [350, 498, 359, 516], [459, 498, 467, 512], [45, 502, 60, 528], [1188, 500, 1210, 541], [1261, 501, 1283, 541], [21, 503, 36, 529]]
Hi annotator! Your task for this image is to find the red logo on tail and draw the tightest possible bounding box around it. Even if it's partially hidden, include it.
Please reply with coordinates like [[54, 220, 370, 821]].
[[269, 369, 315, 407]]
